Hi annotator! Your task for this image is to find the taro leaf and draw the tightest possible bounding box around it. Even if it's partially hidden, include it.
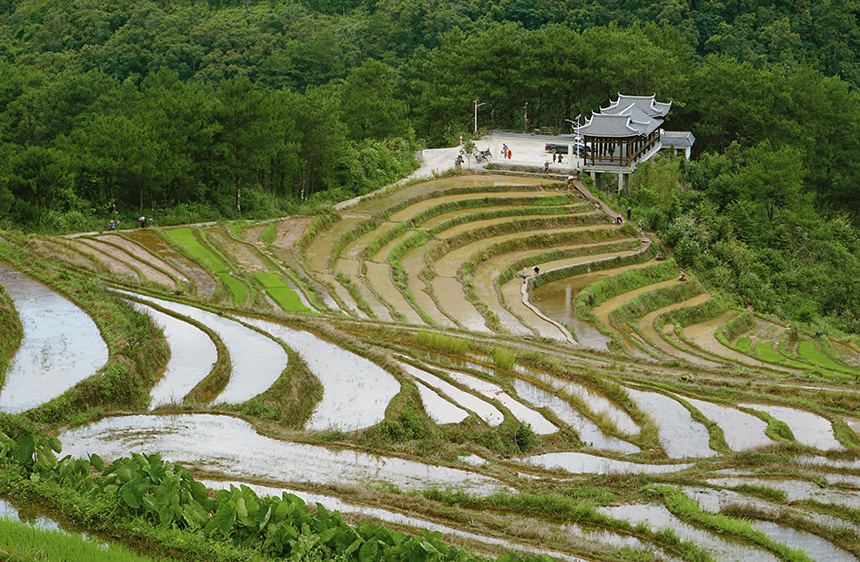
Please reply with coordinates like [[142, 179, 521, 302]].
[[344, 536, 364, 556], [256, 504, 273, 532], [89, 453, 104, 473], [183, 501, 209, 528], [359, 538, 379, 562], [121, 477, 148, 509], [116, 463, 133, 484], [15, 434, 34, 469], [158, 503, 174, 527], [34, 445, 57, 472], [46, 437, 62, 454], [279, 521, 299, 541], [318, 527, 338, 547], [235, 497, 250, 527], [497, 554, 523, 562], [216, 500, 237, 534]]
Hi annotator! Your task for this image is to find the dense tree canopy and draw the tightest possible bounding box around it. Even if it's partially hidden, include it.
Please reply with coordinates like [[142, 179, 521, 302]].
[[3, 0, 860, 329]]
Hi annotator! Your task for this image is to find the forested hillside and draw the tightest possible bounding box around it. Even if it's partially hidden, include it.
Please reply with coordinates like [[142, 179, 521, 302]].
[[2, 0, 860, 331]]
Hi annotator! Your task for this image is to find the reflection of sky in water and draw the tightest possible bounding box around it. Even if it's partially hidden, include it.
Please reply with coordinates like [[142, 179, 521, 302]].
[[0, 265, 107, 413], [122, 294, 287, 404], [59, 414, 505, 497], [681, 396, 773, 451], [626, 388, 716, 458], [512, 379, 639, 453], [129, 302, 217, 409], [400, 361, 501, 426], [244, 318, 399, 431], [442, 368, 557, 434], [534, 372, 639, 434], [0, 497, 61, 531], [524, 451, 692, 474], [739, 404, 845, 451]]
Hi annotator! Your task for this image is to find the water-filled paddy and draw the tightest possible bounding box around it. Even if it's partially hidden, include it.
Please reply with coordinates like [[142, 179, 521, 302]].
[[131, 301, 217, 409], [59, 414, 507, 496], [125, 294, 287, 404], [625, 388, 716, 458], [241, 317, 400, 430], [523, 452, 693, 475], [399, 362, 503, 426], [0, 264, 108, 413], [738, 403, 845, 451]]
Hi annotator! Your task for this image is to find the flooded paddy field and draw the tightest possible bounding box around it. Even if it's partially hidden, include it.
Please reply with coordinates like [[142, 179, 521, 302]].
[[2, 175, 860, 562]]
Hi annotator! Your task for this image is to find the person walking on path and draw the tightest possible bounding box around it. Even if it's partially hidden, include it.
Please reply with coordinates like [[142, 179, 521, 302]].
[[627, 207, 631, 221]]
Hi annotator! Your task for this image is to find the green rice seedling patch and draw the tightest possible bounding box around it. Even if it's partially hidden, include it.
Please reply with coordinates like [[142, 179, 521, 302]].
[[0, 518, 177, 562], [737, 337, 751, 352], [413, 330, 470, 354], [254, 273, 313, 313], [259, 222, 277, 245], [648, 486, 814, 562], [163, 228, 247, 304], [797, 341, 855, 372]]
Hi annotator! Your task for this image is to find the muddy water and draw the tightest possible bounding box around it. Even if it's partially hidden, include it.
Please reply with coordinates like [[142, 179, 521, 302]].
[[129, 302, 217, 409], [442, 368, 557, 434], [399, 362, 503, 426], [626, 388, 717, 458], [59, 414, 506, 497], [599, 503, 781, 562], [500, 278, 568, 341], [638, 294, 724, 367], [681, 310, 771, 367], [0, 497, 61, 531], [753, 521, 852, 562], [799, 455, 860, 470], [738, 404, 845, 451], [97, 234, 185, 280], [534, 372, 639, 434], [125, 230, 216, 298], [511, 379, 639, 453], [530, 259, 658, 341], [681, 396, 774, 451], [87, 237, 175, 289], [364, 262, 424, 324], [431, 277, 490, 332], [0, 264, 108, 413], [524, 452, 692, 474], [243, 318, 400, 431], [126, 294, 286, 404], [399, 242, 457, 328]]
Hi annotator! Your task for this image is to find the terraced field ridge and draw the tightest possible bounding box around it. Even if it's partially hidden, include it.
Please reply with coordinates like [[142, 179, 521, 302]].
[[0, 173, 858, 562]]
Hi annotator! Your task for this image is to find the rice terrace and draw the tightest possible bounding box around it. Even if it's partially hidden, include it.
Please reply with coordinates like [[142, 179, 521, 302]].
[[1, 169, 860, 562]]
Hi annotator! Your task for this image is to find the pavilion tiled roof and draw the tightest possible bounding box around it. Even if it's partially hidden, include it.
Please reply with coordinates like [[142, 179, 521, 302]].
[[579, 104, 663, 138], [600, 94, 672, 117]]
